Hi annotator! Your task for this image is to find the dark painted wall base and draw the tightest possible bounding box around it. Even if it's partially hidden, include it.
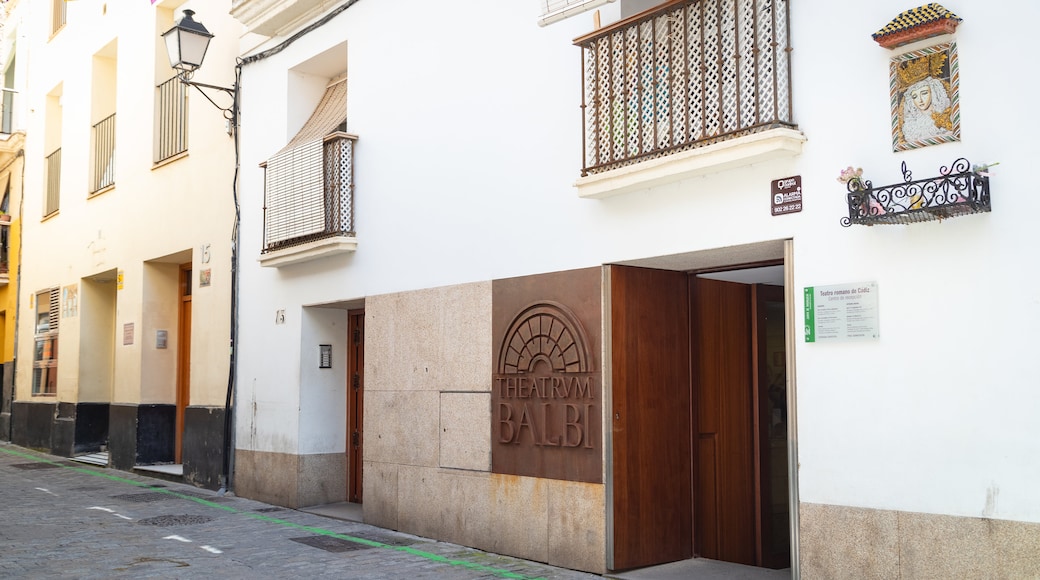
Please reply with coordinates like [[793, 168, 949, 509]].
[[10, 400, 224, 491], [109, 404, 175, 470], [9, 401, 110, 455], [183, 406, 225, 491], [11, 401, 55, 451]]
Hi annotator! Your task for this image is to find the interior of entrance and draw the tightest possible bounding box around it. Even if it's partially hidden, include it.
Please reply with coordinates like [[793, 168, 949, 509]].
[[609, 245, 793, 573]]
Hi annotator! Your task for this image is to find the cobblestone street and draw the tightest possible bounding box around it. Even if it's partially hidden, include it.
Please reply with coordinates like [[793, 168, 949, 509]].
[[0, 443, 603, 579]]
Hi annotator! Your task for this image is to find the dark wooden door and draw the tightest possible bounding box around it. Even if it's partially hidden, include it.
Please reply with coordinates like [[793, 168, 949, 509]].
[[610, 265, 692, 571], [691, 277, 755, 565], [348, 310, 364, 503]]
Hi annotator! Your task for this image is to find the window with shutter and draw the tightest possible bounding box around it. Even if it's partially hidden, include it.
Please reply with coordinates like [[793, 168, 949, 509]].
[[32, 288, 59, 395]]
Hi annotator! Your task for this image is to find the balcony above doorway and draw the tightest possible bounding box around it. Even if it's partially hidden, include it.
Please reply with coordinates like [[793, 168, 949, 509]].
[[574, 0, 804, 199]]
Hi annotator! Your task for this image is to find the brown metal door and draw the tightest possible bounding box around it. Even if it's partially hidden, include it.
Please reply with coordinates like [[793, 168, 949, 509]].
[[610, 265, 692, 571], [175, 264, 192, 463], [348, 310, 364, 503], [691, 277, 755, 565]]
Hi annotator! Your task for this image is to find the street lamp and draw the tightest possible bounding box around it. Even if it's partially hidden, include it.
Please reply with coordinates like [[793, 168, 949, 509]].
[[161, 9, 213, 79], [162, 10, 236, 127]]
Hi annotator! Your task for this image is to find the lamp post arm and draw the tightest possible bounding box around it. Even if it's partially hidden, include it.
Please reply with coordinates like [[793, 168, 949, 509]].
[[181, 78, 237, 123]]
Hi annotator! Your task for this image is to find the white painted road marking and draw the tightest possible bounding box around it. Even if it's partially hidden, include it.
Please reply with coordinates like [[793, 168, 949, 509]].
[[164, 535, 192, 543], [201, 546, 223, 554], [88, 506, 115, 512], [35, 487, 57, 496]]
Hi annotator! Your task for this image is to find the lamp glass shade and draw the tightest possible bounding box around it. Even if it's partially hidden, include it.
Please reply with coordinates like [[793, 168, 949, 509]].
[[162, 10, 214, 73]]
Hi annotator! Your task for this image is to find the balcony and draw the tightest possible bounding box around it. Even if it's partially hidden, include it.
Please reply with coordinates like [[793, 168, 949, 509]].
[[155, 76, 188, 164], [90, 113, 115, 194], [574, 0, 804, 198], [231, 0, 336, 36], [259, 132, 357, 268], [45, 147, 61, 216]]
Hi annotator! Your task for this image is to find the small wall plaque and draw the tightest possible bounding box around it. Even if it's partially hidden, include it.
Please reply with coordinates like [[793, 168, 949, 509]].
[[319, 344, 332, 368], [156, 330, 168, 349], [123, 323, 135, 346], [771, 176, 802, 216], [804, 282, 880, 343]]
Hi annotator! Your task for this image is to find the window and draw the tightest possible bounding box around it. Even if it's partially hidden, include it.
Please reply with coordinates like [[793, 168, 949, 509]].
[[91, 114, 115, 192], [2, 50, 15, 135], [155, 75, 187, 163], [262, 79, 354, 255], [0, 178, 10, 277], [45, 147, 61, 215], [44, 84, 62, 215], [51, 0, 66, 35], [32, 288, 59, 395], [90, 43, 117, 193]]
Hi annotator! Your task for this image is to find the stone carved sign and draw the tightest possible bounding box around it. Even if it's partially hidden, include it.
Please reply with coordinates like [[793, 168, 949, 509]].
[[492, 300, 602, 483]]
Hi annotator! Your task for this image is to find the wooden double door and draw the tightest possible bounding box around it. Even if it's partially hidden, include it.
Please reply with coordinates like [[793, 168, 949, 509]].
[[610, 265, 790, 571]]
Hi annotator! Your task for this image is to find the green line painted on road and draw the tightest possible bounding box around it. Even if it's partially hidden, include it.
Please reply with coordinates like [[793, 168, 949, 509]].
[[0, 446, 541, 580]]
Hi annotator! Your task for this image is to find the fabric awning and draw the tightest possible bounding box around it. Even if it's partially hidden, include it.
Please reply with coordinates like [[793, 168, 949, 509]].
[[275, 78, 347, 156]]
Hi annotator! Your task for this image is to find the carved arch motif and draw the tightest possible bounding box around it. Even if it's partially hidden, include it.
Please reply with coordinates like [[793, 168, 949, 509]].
[[497, 301, 591, 375]]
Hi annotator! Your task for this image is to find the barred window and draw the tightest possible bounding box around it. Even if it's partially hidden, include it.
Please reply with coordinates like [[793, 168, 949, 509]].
[[33, 288, 59, 395]]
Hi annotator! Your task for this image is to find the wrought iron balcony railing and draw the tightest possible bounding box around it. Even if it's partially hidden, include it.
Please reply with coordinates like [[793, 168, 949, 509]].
[[576, 0, 794, 176], [263, 132, 356, 253], [1, 88, 14, 135], [841, 158, 992, 227], [156, 76, 188, 163], [45, 147, 61, 216], [91, 113, 116, 193]]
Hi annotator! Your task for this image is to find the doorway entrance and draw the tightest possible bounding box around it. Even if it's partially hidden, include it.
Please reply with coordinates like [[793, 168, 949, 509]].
[[175, 263, 191, 463], [609, 259, 793, 572], [347, 309, 364, 503]]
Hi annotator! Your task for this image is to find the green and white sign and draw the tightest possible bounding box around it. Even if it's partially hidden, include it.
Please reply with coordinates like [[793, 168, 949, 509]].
[[804, 282, 879, 343]]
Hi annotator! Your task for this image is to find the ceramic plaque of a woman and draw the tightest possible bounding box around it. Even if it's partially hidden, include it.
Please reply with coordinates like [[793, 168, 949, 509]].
[[891, 43, 960, 151]]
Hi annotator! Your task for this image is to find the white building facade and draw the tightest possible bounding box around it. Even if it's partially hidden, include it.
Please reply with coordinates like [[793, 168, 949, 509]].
[[12, 0, 241, 490], [231, 0, 1040, 576]]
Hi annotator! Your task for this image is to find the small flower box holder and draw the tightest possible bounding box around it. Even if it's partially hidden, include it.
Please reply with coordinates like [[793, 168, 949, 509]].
[[840, 158, 993, 227]]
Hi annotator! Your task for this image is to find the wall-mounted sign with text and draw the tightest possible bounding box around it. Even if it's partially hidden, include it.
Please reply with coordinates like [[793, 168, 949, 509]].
[[771, 175, 802, 216], [804, 281, 879, 342]]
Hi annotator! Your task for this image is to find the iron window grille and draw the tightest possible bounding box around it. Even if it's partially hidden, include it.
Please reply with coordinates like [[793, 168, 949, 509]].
[[45, 147, 61, 216], [156, 76, 188, 163], [575, 0, 794, 176], [91, 113, 116, 193], [51, 0, 66, 35]]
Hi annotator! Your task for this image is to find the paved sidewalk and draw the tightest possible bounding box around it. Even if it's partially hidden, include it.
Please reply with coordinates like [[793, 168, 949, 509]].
[[0, 443, 602, 579]]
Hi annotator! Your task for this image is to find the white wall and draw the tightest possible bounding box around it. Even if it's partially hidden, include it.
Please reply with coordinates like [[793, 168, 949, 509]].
[[235, 0, 1040, 525]]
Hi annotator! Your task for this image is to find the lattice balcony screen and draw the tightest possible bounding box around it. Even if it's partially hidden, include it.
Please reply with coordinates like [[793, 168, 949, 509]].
[[263, 79, 351, 252], [577, 0, 792, 175], [263, 134, 355, 251]]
